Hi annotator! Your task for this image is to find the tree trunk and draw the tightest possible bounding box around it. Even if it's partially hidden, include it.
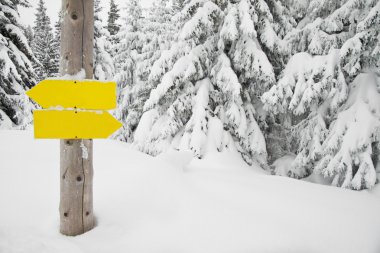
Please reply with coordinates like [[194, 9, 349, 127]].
[[59, 0, 94, 236]]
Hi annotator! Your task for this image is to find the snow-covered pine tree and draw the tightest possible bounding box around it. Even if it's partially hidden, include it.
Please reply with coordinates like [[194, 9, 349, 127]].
[[262, 49, 348, 177], [24, 25, 33, 45], [107, 0, 120, 47], [51, 10, 62, 77], [94, 0, 114, 81], [54, 11, 62, 44], [113, 0, 146, 141], [285, 0, 379, 64], [0, 0, 36, 128], [263, 0, 380, 189], [134, 0, 294, 166], [172, 0, 186, 13], [338, 0, 380, 78], [315, 1, 380, 189], [32, 0, 59, 80], [117, 0, 176, 142], [316, 73, 380, 190]]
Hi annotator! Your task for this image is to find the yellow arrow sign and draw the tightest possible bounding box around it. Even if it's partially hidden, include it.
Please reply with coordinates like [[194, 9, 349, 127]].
[[26, 80, 117, 110], [33, 110, 122, 139]]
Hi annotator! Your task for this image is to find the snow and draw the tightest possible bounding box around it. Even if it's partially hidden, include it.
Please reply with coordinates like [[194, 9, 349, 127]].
[[273, 154, 334, 185], [1, 130, 380, 253], [179, 1, 221, 41], [133, 108, 159, 150], [55, 69, 86, 80], [0, 111, 13, 129], [0, 38, 20, 80], [238, 0, 256, 38], [262, 49, 347, 115], [144, 44, 206, 111], [357, 0, 380, 31], [80, 140, 89, 160], [5, 24, 32, 54], [272, 154, 296, 177], [220, 5, 238, 43], [182, 78, 210, 157]]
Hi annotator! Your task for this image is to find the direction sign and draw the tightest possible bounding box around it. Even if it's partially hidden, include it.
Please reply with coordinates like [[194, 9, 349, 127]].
[[26, 80, 117, 110], [26, 79, 122, 139], [33, 110, 122, 139]]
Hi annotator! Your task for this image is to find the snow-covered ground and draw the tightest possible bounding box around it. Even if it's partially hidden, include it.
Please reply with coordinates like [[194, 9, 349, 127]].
[[1, 131, 380, 253]]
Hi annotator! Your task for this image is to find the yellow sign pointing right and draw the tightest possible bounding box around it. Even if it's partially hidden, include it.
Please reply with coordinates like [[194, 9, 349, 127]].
[[34, 110, 122, 139]]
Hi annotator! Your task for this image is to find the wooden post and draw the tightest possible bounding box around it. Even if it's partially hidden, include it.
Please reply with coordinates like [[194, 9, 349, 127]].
[[59, 0, 95, 236]]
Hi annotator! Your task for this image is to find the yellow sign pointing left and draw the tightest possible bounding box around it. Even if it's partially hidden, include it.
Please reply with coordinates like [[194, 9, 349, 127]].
[[26, 80, 116, 110]]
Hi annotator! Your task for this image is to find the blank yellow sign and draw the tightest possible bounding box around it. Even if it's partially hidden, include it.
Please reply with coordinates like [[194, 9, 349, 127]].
[[26, 80, 117, 110], [34, 110, 122, 139]]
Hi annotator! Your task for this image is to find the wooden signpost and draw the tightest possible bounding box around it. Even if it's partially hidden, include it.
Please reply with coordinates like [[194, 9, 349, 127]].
[[27, 78, 122, 236], [26, 0, 122, 236]]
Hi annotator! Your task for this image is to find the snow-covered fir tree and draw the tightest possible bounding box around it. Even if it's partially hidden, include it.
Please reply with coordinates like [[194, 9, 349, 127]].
[[285, 0, 379, 71], [32, 0, 59, 80], [107, 0, 120, 47], [113, 0, 145, 141], [116, 0, 177, 142], [134, 0, 294, 167], [94, 0, 114, 81], [263, 0, 380, 189], [24, 25, 33, 45], [0, 0, 36, 129], [172, 0, 186, 12], [54, 11, 62, 44], [51, 10, 62, 76], [317, 73, 380, 190], [263, 49, 348, 178]]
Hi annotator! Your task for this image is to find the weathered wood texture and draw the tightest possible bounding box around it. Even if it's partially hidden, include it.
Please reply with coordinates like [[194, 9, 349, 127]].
[[59, 0, 95, 236]]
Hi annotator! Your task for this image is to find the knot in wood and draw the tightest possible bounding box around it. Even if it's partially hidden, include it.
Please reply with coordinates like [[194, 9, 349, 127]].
[[71, 13, 78, 20]]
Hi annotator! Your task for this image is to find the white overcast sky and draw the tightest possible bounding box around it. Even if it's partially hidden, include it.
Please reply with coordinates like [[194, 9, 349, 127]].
[[19, 0, 152, 28]]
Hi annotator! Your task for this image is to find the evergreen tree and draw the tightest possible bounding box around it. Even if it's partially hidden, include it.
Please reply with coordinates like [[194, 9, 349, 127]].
[[107, 0, 120, 37], [317, 73, 380, 190], [134, 0, 294, 166], [114, 0, 145, 141], [263, 49, 347, 178], [172, 0, 186, 12], [51, 10, 62, 76], [32, 0, 59, 80], [54, 11, 62, 44], [0, 0, 36, 129], [24, 25, 33, 45], [116, 0, 176, 142], [94, 0, 115, 81], [263, 0, 380, 189]]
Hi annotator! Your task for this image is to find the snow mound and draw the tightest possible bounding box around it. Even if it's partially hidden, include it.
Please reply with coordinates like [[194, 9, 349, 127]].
[[272, 154, 296, 177]]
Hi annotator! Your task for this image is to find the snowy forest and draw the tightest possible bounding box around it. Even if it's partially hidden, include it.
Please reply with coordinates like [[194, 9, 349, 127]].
[[1, 0, 380, 191]]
